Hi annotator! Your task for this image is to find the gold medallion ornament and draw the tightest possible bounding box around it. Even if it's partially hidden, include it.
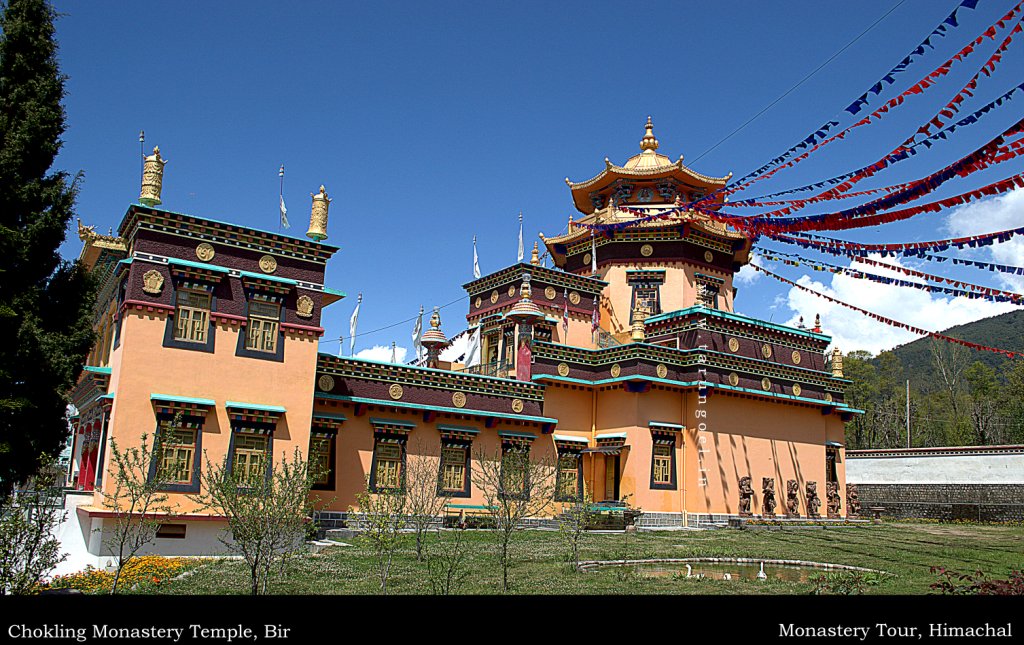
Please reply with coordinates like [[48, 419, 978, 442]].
[[610, 364, 621, 378], [568, 290, 581, 305], [296, 295, 314, 318], [490, 290, 499, 304], [825, 393, 833, 403], [583, 253, 592, 265], [791, 384, 802, 397], [511, 398, 524, 413], [452, 392, 467, 408], [195, 243, 215, 262], [259, 255, 278, 274], [557, 363, 570, 377], [317, 374, 335, 392], [142, 269, 164, 295], [728, 337, 740, 353], [761, 343, 773, 358], [791, 350, 801, 365], [545, 286, 556, 300], [388, 384, 404, 400], [640, 244, 654, 257], [762, 377, 772, 391], [508, 285, 516, 298], [656, 364, 668, 379], [728, 372, 740, 387], [704, 250, 714, 263], [475, 296, 482, 309]]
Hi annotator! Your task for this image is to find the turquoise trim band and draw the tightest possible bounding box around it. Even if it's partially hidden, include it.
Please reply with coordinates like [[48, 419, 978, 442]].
[[150, 394, 216, 406], [226, 401, 286, 413]]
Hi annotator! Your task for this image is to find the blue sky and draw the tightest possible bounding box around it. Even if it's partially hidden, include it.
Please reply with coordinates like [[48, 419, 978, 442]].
[[51, 0, 1024, 357]]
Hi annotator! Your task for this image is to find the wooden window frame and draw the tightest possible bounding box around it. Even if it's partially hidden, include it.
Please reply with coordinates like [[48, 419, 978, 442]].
[[147, 415, 204, 494], [225, 427, 275, 489], [437, 442, 471, 498], [650, 440, 677, 491], [555, 451, 583, 502], [369, 436, 407, 493], [499, 444, 530, 500], [235, 299, 285, 362], [163, 288, 216, 353], [309, 434, 336, 491]]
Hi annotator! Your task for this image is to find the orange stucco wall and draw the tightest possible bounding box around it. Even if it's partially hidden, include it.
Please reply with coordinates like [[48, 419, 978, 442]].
[[95, 311, 320, 514], [313, 399, 561, 513]]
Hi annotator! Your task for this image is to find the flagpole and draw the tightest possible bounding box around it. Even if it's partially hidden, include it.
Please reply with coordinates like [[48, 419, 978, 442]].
[[278, 165, 285, 233], [139, 130, 145, 186]]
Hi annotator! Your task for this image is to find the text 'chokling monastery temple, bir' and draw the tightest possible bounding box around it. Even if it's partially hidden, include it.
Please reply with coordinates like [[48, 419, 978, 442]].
[[67, 119, 860, 558]]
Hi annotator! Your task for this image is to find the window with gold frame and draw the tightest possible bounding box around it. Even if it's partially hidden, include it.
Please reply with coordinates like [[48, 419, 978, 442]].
[[440, 445, 468, 494], [372, 441, 404, 490], [500, 446, 529, 499], [158, 424, 197, 485], [309, 435, 333, 488], [246, 301, 280, 353], [233, 434, 269, 485], [652, 444, 674, 488], [174, 290, 211, 343], [555, 452, 581, 501]]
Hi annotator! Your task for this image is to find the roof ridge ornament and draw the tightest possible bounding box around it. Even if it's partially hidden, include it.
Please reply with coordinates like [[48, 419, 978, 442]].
[[640, 116, 659, 152]]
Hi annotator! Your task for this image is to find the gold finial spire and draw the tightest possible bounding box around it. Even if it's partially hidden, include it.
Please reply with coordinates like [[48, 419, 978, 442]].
[[640, 116, 659, 152], [139, 146, 167, 206], [831, 347, 844, 378], [307, 185, 331, 242], [530, 241, 539, 265]]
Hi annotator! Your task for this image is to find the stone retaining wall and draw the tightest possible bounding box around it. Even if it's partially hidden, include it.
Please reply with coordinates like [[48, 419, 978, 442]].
[[855, 484, 1024, 522]]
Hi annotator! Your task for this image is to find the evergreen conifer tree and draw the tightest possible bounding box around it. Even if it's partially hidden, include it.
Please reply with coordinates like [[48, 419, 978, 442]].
[[0, 0, 95, 493]]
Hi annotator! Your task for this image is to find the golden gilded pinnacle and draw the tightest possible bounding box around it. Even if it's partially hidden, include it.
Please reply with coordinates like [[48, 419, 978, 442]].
[[639, 116, 659, 152], [139, 146, 167, 207], [530, 241, 539, 265], [307, 185, 331, 242]]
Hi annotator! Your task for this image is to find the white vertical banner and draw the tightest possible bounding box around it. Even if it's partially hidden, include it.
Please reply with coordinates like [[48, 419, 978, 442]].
[[517, 212, 524, 263], [349, 293, 362, 356], [465, 326, 481, 368], [473, 235, 481, 279]]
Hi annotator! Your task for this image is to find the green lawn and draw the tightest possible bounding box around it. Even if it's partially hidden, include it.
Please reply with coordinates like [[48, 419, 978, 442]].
[[139, 522, 1024, 595]]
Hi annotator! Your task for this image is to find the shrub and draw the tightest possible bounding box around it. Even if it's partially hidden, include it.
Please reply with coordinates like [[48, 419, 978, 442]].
[[930, 567, 1024, 595]]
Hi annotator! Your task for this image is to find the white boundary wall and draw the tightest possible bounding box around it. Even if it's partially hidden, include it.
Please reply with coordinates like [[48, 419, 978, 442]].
[[846, 447, 1024, 485]]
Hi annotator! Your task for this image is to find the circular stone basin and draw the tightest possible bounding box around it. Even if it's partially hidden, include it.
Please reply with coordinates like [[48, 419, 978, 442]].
[[578, 558, 885, 582]]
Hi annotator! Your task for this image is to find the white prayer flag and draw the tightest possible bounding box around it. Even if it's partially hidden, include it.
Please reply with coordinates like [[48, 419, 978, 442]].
[[591, 234, 597, 273], [412, 306, 424, 360], [349, 294, 361, 356], [390, 342, 397, 363], [517, 213, 524, 263], [473, 236, 481, 279], [465, 326, 481, 368], [280, 194, 289, 229]]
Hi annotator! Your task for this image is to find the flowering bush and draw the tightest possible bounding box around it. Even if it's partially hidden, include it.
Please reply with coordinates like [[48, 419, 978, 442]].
[[38, 556, 204, 594], [930, 567, 1024, 595]]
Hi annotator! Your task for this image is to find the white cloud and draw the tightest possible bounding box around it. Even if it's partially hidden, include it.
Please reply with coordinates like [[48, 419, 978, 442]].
[[355, 344, 408, 363], [735, 251, 770, 286], [779, 254, 1019, 355], [944, 188, 1024, 292]]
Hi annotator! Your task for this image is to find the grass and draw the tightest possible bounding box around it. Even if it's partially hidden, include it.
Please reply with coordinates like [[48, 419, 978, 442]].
[[115, 522, 1023, 595]]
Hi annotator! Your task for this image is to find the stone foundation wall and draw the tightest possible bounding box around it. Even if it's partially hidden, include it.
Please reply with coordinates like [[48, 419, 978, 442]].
[[855, 484, 1024, 522]]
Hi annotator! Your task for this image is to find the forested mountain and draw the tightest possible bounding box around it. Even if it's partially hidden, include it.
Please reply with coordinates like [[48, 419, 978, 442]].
[[842, 310, 1024, 450]]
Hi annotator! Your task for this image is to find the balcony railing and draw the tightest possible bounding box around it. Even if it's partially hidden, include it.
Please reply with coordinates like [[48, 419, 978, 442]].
[[596, 329, 621, 348], [456, 361, 509, 378]]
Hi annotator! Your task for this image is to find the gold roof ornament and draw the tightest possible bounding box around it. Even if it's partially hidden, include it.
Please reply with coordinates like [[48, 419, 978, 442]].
[[831, 348, 844, 378], [630, 303, 648, 343], [507, 272, 543, 322], [639, 116, 658, 151], [421, 306, 447, 348], [307, 185, 331, 242], [530, 241, 540, 266], [139, 146, 167, 207]]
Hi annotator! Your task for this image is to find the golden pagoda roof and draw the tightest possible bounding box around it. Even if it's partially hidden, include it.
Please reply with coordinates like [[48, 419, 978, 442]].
[[77, 219, 127, 272], [565, 117, 732, 215], [540, 202, 747, 249]]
